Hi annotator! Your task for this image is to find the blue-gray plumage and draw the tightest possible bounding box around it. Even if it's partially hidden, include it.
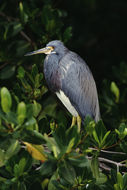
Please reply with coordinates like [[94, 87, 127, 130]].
[[25, 40, 100, 130]]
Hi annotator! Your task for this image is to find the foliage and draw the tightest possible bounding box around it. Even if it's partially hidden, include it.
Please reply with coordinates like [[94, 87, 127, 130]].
[[0, 0, 127, 190]]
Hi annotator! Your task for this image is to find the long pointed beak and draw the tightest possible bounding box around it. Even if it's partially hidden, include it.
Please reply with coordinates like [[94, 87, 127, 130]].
[[24, 47, 50, 56]]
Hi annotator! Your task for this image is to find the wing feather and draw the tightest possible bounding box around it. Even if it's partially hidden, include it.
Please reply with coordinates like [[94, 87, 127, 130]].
[[59, 51, 100, 121]]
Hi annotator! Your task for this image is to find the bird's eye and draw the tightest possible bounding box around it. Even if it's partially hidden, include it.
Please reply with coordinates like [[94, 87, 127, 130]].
[[48, 46, 54, 51]]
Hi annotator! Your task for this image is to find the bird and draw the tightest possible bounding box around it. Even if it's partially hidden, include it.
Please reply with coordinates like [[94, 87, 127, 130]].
[[25, 40, 100, 131]]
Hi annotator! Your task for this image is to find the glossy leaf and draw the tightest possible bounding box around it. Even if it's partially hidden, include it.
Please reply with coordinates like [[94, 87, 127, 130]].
[[1, 87, 12, 113], [110, 82, 120, 103], [48, 171, 58, 190], [32, 100, 42, 117], [40, 160, 56, 176], [0, 149, 5, 167], [68, 156, 90, 168], [117, 172, 123, 190], [0, 66, 16, 80], [58, 162, 76, 185], [91, 157, 99, 179], [17, 102, 26, 124], [41, 178, 49, 190], [5, 140, 20, 160]]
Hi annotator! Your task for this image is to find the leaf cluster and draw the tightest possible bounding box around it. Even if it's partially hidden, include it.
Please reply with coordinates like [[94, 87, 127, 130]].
[[0, 0, 127, 190]]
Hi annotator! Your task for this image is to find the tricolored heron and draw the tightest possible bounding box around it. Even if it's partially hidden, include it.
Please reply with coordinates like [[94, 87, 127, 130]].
[[25, 40, 100, 131]]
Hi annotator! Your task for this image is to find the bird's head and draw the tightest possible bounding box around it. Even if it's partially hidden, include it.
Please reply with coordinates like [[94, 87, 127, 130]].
[[25, 40, 67, 57]]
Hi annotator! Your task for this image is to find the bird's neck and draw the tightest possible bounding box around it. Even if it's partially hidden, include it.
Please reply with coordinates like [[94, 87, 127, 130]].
[[44, 54, 60, 91]]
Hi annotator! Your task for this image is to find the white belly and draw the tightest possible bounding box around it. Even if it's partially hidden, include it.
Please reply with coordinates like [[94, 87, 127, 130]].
[[56, 90, 78, 116]]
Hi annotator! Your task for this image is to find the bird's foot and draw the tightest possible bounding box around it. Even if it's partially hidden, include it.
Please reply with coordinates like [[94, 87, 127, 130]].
[[71, 116, 77, 127], [71, 115, 81, 132], [77, 115, 81, 132]]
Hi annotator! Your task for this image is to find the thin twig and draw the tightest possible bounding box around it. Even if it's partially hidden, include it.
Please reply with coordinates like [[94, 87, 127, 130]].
[[77, 133, 88, 146], [98, 157, 126, 167], [86, 156, 127, 172], [89, 147, 126, 155], [98, 157, 126, 173], [0, 11, 12, 21], [0, 11, 35, 46], [104, 140, 121, 149], [99, 162, 111, 171], [20, 31, 32, 43], [0, 62, 9, 70]]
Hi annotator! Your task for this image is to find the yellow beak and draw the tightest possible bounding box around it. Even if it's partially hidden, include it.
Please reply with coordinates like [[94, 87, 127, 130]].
[[24, 46, 54, 56]]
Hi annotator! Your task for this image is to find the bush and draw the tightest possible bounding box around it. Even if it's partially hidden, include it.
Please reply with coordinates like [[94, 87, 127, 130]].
[[0, 0, 127, 190]]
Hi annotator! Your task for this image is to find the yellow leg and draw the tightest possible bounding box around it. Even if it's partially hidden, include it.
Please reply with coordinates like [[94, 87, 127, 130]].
[[71, 116, 77, 127], [77, 115, 81, 132]]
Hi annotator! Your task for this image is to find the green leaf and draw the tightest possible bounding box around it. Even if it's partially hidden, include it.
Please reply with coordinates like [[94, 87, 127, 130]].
[[120, 140, 127, 153], [31, 64, 38, 78], [44, 134, 60, 158], [12, 22, 23, 36], [101, 130, 111, 147], [114, 184, 120, 190], [5, 140, 20, 160], [18, 182, 27, 190], [69, 156, 90, 168], [91, 157, 99, 179], [18, 158, 26, 175], [33, 89, 41, 98], [17, 102, 26, 124], [1, 87, 12, 113], [19, 2, 23, 13], [48, 171, 58, 190], [25, 117, 36, 127], [19, 2, 28, 24], [6, 112, 18, 124], [41, 178, 49, 190], [35, 74, 41, 88], [92, 129, 100, 145], [14, 164, 20, 177], [14, 158, 27, 177], [117, 172, 123, 190], [0, 149, 5, 167], [96, 172, 107, 185], [58, 162, 76, 185], [22, 129, 45, 144], [63, 26, 72, 43], [86, 121, 96, 135], [0, 65, 16, 79], [19, 78, 32, 91], [40, 160, 56, 176], [92, 120, 108, 148], [116, 123, 127, 139], [66, 125, 80, 146], [17, 66, 25, 79], [123, 173, 127, 188], [26, 104, 34, 118], [66, 138, 75, 153], [110, 81, 120, 103], [46, 19, 55, 32], [32, 100, 42, 117]]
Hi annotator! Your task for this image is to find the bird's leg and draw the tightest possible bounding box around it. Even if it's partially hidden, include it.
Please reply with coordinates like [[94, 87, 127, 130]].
[[77, 115, 81, 132], [71, 116, 77, 127]]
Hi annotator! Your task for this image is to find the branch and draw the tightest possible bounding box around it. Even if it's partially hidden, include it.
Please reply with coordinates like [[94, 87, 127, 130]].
[[98, 157, 126, 166], [20, 31, 33, 44], [99, 162, 111, 171], [0, 11, 13, 22], [87, 156, 127, 172], [89, 147, 126, 155], [0, 11, 35, 46], [0, 62, 9, 70]]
